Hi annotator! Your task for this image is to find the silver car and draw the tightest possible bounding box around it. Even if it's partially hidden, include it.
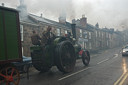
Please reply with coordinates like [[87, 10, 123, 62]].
[[122, 45, 128, 56]]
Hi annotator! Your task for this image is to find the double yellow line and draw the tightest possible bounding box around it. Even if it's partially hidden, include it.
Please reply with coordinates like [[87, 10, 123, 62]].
[[114, 71, 128, 85]]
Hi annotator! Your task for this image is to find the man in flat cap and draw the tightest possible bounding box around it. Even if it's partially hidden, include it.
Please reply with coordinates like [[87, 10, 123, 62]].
[[41, 26, 55, 47], [31, 30, 41, 45]]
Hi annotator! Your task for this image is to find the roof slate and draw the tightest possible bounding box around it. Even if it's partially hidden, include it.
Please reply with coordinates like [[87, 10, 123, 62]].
[[28, 14, 71, 29]]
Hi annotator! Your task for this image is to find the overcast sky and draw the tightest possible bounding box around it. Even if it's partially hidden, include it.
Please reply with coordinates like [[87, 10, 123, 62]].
[[0, 0, 128, 30]]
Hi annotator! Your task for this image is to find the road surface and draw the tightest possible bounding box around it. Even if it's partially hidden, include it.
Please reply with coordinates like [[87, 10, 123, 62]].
[[19, 47, 128, 85]]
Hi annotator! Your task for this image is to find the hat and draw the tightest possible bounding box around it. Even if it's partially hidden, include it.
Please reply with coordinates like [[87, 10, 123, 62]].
[[33, 30, 36, 33], [47, 26, 52, 31]]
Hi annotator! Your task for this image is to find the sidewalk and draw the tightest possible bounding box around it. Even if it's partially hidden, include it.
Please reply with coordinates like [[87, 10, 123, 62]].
[[90, 46, 122, 57]]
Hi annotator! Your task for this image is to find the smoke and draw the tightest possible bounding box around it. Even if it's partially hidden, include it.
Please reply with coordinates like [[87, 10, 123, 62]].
[[0, 0, 19, 8], [24, 0, 75, 21], [119, 19, 128, 30], [0, 0, 128, 30]]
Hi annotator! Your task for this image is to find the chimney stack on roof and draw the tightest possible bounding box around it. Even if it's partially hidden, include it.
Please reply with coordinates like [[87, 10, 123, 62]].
[[2, 3, 4, 7], [95, 23, 99, 28], [59, 11, 66, 24], [17, 0, 28, 19], [80, 14, 87, 27], [72, 19, 76, 24], [82, 14, 85, 18], [40, 13, 43, 18]]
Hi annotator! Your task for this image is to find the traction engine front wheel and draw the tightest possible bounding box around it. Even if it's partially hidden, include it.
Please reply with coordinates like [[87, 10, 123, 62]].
[[82, 51, 90, 66]]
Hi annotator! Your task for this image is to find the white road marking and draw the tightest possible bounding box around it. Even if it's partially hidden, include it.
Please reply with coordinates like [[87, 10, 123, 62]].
[[97, 59, 109, 64], [58, 67, 91, 81], [113, 54, 118, 59], [113, 56, 118, 59]]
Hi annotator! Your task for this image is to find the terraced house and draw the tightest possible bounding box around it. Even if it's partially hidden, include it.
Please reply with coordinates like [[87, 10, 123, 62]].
[[72, 16, 125, 53], [17, 0, 127, 57], [17, 1, 73, 56]]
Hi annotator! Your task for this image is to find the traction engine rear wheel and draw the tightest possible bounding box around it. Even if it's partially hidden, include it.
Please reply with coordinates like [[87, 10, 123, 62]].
[[0, 66, 20, 85], [55, 41, 76, 73]]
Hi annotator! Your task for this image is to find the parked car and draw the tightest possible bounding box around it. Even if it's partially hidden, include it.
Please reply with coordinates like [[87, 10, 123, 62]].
[[122, 45, 128, 56], [12, 56, 32, 73]]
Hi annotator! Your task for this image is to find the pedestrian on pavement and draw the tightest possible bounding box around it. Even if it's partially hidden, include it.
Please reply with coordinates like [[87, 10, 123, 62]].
[[31, 30, 41, 45]]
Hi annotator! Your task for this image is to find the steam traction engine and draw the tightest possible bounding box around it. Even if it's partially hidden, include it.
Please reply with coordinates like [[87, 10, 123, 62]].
[[0, 6, 22, 85], [31, 24, 90, 73]]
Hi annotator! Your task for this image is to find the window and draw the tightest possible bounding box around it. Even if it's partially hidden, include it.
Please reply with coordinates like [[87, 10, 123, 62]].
[[102, 32, 104, 38], [89, 32, 91, 39], [109, 34, 111, 39], [89, 43, 92, 49], [80, 29, 82, 37], [96, 41, 98, 47], [65, 30, 68, 34], [57, 28, 61, 36], [107, 40, 109, 46], [82, 41, 84, 49], [84, 42, 87, 48], [20, 25, 23, 41], [78, 40, 84, 49], [101, 32, 102, 37], [96, 31, 97, 37], [22, 47, 24, 56], [106, 33, 108, 38], [99, 31, 100, 37], [84, 31, 88, 38]]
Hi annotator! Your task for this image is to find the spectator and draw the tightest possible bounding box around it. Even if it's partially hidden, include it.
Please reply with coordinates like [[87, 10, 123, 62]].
[[31, 30, 41, 45], [41, 26, 55, 46]]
